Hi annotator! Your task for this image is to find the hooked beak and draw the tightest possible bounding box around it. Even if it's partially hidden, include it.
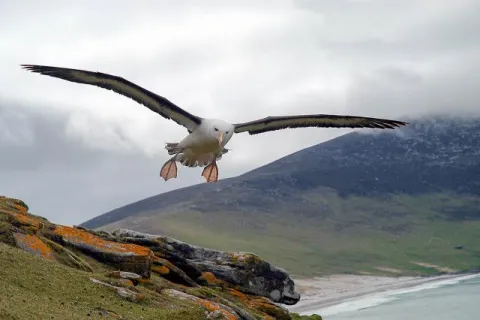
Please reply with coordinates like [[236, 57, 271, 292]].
[[217, 131, 223, 146]]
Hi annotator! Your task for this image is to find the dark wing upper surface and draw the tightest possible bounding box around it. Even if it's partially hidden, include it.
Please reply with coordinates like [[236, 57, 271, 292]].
[[233, 114, 408, 135], [21, 64, 202, 131]]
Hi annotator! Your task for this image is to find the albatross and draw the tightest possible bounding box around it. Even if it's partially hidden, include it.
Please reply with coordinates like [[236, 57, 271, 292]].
[[21, 64, 408, 183]]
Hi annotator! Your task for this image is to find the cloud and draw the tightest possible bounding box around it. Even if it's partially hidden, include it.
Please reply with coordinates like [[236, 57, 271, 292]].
[[0, 103, 239, 225], [1, 0, 479, 224]]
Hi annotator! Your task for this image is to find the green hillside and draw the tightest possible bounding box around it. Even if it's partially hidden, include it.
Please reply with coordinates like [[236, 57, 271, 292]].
[[100, 191, 480, 277]]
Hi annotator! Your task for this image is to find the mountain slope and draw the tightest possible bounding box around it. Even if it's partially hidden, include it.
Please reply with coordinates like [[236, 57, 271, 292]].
[[81, 116, 480, 276]]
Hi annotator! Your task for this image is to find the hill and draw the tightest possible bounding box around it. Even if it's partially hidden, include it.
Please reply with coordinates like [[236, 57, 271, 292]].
[[81, 116, 480, 277], [1, 196, 322, 320]]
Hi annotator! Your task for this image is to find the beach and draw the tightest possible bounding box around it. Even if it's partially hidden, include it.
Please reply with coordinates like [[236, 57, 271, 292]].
[[287, 273, 472, 315]]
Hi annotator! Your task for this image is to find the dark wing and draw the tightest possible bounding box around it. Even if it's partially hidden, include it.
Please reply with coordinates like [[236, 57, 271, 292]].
[[233, 114, 408, 135], [21, 64, 202, 132]]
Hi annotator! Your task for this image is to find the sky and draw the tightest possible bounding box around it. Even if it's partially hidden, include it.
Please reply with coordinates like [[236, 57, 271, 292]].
[[1, 0, 480, 225]]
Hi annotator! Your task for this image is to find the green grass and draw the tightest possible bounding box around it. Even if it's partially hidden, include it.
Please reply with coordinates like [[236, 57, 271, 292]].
[[101, 192, 480, 277], [0, 242, 206, 320]]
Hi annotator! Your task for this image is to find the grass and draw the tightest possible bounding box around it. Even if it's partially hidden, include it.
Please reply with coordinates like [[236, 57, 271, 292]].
[[0, 242, 206, 320], [101, 192, 480, 277]]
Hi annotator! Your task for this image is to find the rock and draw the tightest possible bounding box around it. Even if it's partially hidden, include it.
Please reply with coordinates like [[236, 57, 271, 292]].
[[40, 235, 94, 272], [12, 232, 55, 261], [226, 288, 291, 320], [0, 196, 29, 213], [90, 277, 145, 302], [291, 314, 323, 320], [92, 307, 122, 319], [1, 199, 94, 272], [163, 289, 240, 320], [108, 270, 142, 279], [48, 226, 154, 278], [2, 205, 44, 230], [1, 196, 308, 320], [112, 228, 301, 305], [107, 271, 142, 285], [152, 256, 199, 287]]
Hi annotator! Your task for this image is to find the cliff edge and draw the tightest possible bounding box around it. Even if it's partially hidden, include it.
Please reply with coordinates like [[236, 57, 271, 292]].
[[0, 196, 321, 320]]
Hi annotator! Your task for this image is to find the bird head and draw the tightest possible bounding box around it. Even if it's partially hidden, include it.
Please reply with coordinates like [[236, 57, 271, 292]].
[[204, 119, 234, 147]]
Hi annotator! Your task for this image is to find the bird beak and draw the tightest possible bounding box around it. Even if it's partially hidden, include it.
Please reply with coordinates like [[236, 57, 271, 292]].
[[217, 131, 223, 146]]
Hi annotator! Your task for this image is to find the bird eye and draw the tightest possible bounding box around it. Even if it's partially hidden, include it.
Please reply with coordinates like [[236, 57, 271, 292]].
[[226, 131, 229, 134], [214, 128, 218, 131]]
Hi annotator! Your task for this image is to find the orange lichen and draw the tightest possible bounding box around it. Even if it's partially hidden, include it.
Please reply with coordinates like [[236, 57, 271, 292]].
[[2, 210, 42, 229], [13, 233, 55, 260], [53, 226, 153, 257], [152, 265, 170, 275], [196, 299, 238, 320], [118, 279, 135, 288], [226, 289, 289, 319], [152, 256, 177, 269], [198, 272, 231, 288], [0, 197, 29, 213], [12, 203, 28, 213], [249, 297, 290, 319], [199, 272, 218, 285], [227, 288, 249, 302], [164, 289, 240, 320]]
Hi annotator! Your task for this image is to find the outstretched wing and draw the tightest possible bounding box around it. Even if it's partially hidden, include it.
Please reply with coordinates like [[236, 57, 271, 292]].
[[21, 64, 202, 132], [234, 114, 408, 135]]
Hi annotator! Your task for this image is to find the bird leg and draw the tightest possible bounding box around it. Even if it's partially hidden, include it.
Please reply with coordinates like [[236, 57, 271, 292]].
[[201, 160, 219, 183], [160, 156, 178, 181]]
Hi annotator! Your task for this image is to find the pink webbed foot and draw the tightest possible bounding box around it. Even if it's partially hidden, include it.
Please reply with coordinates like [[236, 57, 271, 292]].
[[160, 159, 178, 181], [201, 162, 219, 183]]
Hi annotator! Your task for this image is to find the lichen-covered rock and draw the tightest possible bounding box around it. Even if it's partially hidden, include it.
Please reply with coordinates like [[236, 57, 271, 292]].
[[112, 229, 300, 305], [163, 289, 241, 320], [290, 314, 323, 320], [1, 196, 309, 320], [2, 205, 44, 229], [49, 226, 154, 278], [227, 288, 291, 320], [40, 235, 94, 272], [152, 256, 199, 287], [90, 277, 145, 302], [12, 233, 55, 261], [108, 270, 142, 280], [0, 196, 29, 213]]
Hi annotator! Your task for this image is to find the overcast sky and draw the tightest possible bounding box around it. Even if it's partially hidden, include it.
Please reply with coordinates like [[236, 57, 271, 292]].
[[1, 0, 479, 225]]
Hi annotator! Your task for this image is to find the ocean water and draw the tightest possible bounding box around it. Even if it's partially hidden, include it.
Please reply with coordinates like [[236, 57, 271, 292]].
[[303, 274, 480, 320]]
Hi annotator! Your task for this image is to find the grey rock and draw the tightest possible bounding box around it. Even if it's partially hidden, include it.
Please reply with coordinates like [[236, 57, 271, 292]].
[[112, 228, 300, 305]]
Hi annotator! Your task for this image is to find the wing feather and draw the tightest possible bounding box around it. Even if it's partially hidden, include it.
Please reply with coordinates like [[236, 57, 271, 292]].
[[233, 114, 408, 135], [21, 64, 202, 131]]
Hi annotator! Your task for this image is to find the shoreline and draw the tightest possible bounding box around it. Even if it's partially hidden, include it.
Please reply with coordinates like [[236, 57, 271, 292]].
[[287, 273, 477, 315]]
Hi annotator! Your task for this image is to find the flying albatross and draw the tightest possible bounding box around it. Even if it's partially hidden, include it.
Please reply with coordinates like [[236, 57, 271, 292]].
[[21, 64, 408, 183]]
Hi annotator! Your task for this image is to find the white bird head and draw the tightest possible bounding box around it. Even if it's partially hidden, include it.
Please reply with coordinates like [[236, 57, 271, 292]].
[[201, 118, 235, 147]]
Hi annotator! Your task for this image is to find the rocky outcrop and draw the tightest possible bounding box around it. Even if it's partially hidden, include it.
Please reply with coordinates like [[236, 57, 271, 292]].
[[163, 289, 242, 320], [0, 196, 318, 320], [50, 225, 154, 278], [111, 228, 300, 305]]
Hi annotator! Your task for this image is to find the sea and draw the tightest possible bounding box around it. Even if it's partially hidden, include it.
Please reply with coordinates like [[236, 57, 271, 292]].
[[301, 274, 480, 320]]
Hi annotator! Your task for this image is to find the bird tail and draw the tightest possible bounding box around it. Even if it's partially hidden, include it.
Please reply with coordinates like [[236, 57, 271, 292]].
[[168, 147, 230, 168], [165, 142, 183, 155]]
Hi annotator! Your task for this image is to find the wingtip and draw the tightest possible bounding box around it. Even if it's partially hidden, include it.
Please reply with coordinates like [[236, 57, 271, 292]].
[[20, 64, 37, 72]]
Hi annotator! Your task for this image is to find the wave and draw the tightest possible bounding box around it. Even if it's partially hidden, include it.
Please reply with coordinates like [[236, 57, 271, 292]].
[[305, 273, 480, 317]]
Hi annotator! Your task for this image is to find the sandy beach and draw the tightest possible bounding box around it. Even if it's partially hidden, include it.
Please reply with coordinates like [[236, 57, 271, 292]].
[[286, 273, 466, 315]]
